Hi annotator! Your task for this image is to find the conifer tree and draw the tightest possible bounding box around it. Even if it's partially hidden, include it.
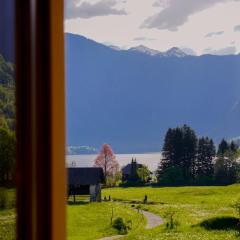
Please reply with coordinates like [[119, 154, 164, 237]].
[[217, 139, 229, 156], [196, 137, 215, 180], [157, 125, 197, 183]]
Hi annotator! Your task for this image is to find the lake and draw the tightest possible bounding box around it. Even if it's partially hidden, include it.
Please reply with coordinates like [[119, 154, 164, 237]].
[[66, 152, 162, 172]]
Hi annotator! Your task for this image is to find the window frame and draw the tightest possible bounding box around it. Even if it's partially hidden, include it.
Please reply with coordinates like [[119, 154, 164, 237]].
[[15, 1, 66, 239]]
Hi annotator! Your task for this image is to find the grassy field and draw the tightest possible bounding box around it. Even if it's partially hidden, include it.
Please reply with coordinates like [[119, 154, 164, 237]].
[[2, 185, 240, 240], [103, 185, 240, 240], [0, 188, 16, 240], [67, 196, 145, 240]]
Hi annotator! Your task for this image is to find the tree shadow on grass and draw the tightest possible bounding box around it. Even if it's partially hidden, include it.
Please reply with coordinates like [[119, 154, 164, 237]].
[[198, 216, 239, 230]]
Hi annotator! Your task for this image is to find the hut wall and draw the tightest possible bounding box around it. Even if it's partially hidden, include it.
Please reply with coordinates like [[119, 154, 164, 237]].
[[90, 184, 101, 202]]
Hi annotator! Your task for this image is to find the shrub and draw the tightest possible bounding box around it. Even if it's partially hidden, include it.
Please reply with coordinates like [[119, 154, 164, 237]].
[[112, 217, 128, 234], [200, 216, 239, 230], [0, 188, 7, 209]]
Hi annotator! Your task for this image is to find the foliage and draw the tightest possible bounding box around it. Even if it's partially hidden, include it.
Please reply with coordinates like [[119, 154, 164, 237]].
[[0, 54, 15, 131], [0, 128, 16, 184], [214, 139, 239, 185], [195, 137, 215, 182], [0, 188, 7, 209], [158, 125, 240, 186], [94, 144, 119, 181], [217, 139, 229, 156], [157, 125, 198, 184], [112, 217, 130, 234], [199, 216, 239, 230], [157, 125, 209, 185], [158, 165, 184, 186], [106, 171, 122, 187], [137, 165, 151, 183]]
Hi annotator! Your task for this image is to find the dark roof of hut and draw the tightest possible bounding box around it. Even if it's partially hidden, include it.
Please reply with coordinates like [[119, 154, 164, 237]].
[[68, 167, 105, 185], [121, 163, 143, 175]]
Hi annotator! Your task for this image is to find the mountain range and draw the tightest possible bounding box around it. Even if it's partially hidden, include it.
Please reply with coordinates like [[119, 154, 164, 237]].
[[128, 45, 188, 57], [65, 33, 240, 153]]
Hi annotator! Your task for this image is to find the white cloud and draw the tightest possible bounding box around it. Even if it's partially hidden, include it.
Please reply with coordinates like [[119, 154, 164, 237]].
[[134, 37, 155, 41], [205, 31, 224, 37], [203, 46, 237, 55], [65, 0, 127, 19], [65, 0, 240, 55], [142, 0, 240, 31]]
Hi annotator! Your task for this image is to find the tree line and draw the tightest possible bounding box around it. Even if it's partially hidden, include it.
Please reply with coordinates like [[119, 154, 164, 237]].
[[157, 124, 240, 185]]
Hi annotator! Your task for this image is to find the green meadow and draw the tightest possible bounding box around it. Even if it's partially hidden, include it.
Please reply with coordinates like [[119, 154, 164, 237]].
[[103, 185, 240, 240], [2, 185, 240, 239], [0, 188, 16, 240]]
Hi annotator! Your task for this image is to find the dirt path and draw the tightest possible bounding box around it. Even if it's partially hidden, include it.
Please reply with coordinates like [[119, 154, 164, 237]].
[[99, 209, 163, 240], [98, 236, 124, 240], [141, 210, 164, 229]]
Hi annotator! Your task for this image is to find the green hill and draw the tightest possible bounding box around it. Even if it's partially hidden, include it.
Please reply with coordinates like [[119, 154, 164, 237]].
[[0, 54, 15, 131]]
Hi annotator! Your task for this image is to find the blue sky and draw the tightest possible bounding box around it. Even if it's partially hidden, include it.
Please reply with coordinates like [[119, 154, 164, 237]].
[[64, 0, 240, 55]]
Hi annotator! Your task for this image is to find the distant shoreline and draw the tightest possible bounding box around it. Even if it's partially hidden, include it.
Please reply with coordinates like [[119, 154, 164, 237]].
[[66, 152, 162, 171], [66, 151, 161, 156]]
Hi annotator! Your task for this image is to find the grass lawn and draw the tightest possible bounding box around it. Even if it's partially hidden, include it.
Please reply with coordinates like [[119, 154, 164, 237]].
[[2, 185, 240, 240], [0, 188, 16, 240], [103, 184, 240, 240], [67, 196, 145, 240]]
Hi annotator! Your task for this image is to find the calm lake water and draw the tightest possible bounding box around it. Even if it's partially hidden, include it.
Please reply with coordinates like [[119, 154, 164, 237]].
[[66, 152, 162, 172]]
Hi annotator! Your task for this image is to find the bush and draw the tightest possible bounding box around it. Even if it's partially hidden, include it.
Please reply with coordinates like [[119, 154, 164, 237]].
[[0, 188, 7, 209], [200, 216, 239, 230], [112, 217, 129, 234]]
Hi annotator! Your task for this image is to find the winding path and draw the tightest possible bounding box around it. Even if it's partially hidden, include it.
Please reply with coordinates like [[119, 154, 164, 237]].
[[99, 209, 163, 240], [141, 210, 164, 229]]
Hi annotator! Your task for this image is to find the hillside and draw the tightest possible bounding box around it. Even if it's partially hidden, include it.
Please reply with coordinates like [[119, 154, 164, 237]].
[[65, 33, 240, 153], [0, 54, 15, 130]]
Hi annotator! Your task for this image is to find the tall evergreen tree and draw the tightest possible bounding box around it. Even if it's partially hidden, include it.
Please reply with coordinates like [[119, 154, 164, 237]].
[[157, 125, 197, 184], [181, 124, 198, 180], [217, 139, 229, 156], [196, 137, 215, 181], [229, 141, 238, 154]]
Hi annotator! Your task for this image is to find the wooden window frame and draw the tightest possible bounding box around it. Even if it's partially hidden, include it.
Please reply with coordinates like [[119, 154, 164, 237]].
[[15, 1, 66, 239]]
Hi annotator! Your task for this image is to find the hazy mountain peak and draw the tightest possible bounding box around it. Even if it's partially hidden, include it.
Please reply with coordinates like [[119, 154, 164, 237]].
[[129, 45, 189, 57], [108, 45, 122, 51], [129, 45, 162, 56], [164, 47, 188, 57]]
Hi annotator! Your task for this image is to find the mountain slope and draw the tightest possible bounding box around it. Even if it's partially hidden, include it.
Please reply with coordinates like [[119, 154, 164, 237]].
[[0, 54, 15, 130], [65, 33, 240, 153]]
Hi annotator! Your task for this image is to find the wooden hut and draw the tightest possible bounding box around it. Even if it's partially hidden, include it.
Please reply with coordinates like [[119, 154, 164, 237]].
[[68, 167, 105, 202]]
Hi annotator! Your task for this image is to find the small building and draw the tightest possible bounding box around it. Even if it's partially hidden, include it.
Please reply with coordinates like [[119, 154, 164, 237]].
[[122, 158, 143, 182], [68, 167, 105, 202]]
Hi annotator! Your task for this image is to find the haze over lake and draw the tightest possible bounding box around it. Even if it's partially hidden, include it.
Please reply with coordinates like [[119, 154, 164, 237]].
[[66, 152, 162, 172]]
